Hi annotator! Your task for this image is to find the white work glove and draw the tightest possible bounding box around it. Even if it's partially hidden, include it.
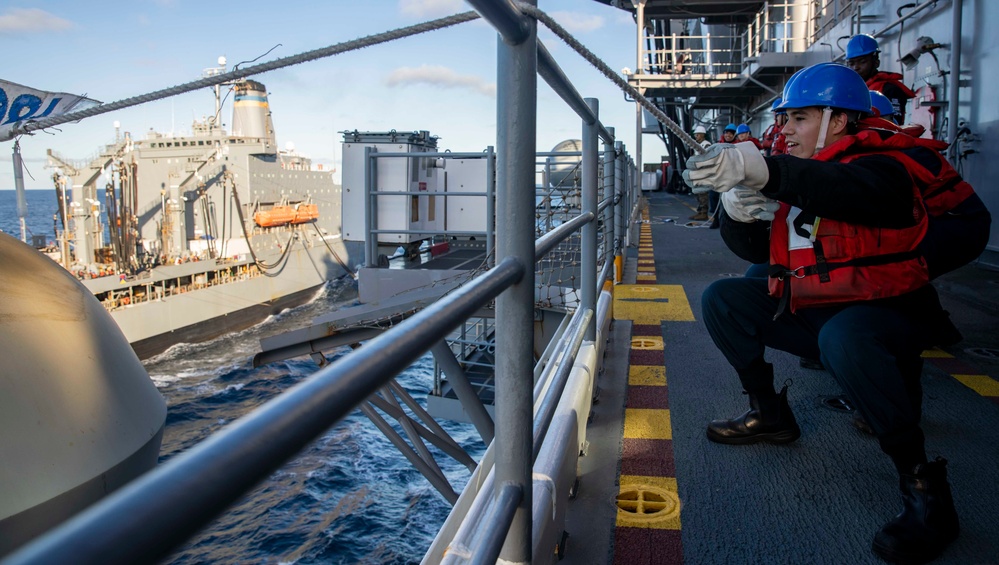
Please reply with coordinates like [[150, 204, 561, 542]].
[[721, 187, 781, 223], [682, 142, 769, 194]]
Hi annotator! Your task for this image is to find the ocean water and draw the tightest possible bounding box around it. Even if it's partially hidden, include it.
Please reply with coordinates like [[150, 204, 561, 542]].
[[1, 189, 484, 563], [0, 189, 64, 242]]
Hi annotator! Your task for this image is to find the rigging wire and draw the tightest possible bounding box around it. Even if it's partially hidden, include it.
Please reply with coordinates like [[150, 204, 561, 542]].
[[14, 4, 699, 158], [10, 11, 481, 137], [516, 3, 705, 156], [308, 221, 357, 280], [210, 44, 285, 127]]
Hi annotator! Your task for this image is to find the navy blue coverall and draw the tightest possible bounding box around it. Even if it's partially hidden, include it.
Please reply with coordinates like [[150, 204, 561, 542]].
[[702, 143, 990, 469]]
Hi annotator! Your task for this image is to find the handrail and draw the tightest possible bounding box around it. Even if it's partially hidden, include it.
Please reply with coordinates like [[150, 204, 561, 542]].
[[5, 258, 525, 565], [538, 44, 614, 144], [469, 483, 523, 565], [532, 308, 593, 457], [534, 211, 594, 260]]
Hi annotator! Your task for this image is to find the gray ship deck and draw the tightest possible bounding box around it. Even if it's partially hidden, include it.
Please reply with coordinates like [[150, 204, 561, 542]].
[[563, 190, 999, 564]]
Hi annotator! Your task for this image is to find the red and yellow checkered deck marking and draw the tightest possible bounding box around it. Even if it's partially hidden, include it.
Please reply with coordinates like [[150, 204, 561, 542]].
[[609, 208, 688, 563]]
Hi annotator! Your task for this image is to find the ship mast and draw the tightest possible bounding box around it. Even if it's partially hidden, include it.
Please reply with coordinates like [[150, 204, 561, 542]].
[[202, 56, 228, 133]]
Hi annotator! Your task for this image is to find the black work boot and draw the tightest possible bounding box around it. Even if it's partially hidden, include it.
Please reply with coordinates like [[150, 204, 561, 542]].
[[872, 458, 960, 564], [706, 384, 801, 445]]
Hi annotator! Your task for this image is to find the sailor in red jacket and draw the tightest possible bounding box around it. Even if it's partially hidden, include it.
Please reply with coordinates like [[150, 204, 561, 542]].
[[683, 62, 990, 565], [846, 34, 916, 124], [735, 123, 763, 150], [760, 98, 788, 156]]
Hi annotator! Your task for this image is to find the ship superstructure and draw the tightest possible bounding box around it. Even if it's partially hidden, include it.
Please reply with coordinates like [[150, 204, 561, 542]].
[[44, 61, 348, 358]]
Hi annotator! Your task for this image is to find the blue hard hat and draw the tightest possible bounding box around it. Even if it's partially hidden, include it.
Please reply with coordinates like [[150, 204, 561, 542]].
[[778, 63, 872, 114], [846, 34, 880, 59], [724, 123, 737, 132], [869, 90, 897, 123], [736, 124, 751, 135], [771, 98, 784, 113]]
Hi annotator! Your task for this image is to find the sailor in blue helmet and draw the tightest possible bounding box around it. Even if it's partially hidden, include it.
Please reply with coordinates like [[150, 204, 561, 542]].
[[869, 89, 899, 124], [846, 34, 916, 123], [721, 122, 737, 143], [682, 62, 985, 564], [735, 123, 762, 150]]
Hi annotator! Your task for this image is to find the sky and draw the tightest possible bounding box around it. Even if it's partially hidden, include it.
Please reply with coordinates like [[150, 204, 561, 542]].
[[0, 0, 652, 190]]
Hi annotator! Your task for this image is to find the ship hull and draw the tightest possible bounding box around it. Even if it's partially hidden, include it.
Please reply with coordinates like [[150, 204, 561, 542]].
[[86, 238, 350, 360], [127, 281, 325, 360]]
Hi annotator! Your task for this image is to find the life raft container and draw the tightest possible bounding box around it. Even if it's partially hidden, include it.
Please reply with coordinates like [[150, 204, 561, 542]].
[[291, 203, 319, 224], [253, 204, 319, 227]]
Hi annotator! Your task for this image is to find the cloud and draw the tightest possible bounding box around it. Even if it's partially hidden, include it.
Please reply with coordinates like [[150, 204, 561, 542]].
[[399, 0, 465, 18], [385, 65, 495, 97], [0, 8, 73, 32], [550, 11, 604, 33]]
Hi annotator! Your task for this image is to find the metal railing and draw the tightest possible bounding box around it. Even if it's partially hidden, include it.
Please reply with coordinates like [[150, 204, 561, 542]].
[[3, 1, 640, 563]]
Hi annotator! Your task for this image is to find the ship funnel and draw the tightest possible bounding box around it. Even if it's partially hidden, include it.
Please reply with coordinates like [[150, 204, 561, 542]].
[[231, 80, 276, 145]]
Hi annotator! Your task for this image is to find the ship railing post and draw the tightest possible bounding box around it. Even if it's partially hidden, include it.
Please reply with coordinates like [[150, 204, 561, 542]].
[[603, 128, 617, 284], [364, 146, 378, 268], [614, 141, 624, 282], [486, 146, 496, 267], [465, 0, 538, 560], [582, 98, 599, 341]]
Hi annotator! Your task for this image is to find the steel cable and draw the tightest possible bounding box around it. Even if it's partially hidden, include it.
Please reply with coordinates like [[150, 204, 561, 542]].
[[517, 2, 705, 155], [10, 11, 482, 137]]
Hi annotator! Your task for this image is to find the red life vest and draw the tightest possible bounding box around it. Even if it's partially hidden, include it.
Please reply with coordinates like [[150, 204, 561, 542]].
[[866, 72, 916, 99], [761, 123, 780, 149], [762, 123, 787, 155], [852, 121, 976, 216], [768, 130, 930, 312], [772, 133, 787, 155]]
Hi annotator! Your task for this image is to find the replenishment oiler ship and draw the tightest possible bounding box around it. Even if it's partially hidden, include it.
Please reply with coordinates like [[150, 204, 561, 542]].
[[43, 60, 350, 359]]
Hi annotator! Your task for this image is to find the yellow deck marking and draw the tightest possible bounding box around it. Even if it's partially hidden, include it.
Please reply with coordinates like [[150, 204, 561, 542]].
[[921, 348, 954, 358], [617, 476, 681, 529], [624, 408, 672, 440], [614, 285, 695, 323], [629, 365, 666, 386], [953, 374, 999, 396]]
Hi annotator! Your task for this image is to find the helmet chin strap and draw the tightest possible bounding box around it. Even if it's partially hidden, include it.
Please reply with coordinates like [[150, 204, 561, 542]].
[[811, 107, 834, 156]]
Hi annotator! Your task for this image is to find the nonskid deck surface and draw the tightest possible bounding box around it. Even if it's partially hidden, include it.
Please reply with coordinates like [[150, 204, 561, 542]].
[[563, 191, 999, 564]]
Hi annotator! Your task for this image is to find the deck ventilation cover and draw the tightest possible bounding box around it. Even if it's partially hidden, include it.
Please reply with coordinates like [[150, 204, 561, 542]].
[[616, 485, 679, 523]]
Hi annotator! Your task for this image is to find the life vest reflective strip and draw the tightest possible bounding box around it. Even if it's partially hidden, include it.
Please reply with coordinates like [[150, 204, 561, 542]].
[[768, 130, 930, 313]]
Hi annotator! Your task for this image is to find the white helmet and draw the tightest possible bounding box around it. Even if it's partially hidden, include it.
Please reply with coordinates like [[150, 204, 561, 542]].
[[693, 125, 707, 134]]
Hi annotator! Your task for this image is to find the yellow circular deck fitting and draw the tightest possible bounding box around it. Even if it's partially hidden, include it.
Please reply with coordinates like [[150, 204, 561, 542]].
[[616, 485, 680, 522], [630, 286, 659, 293], [631, 337, 663, 350]]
